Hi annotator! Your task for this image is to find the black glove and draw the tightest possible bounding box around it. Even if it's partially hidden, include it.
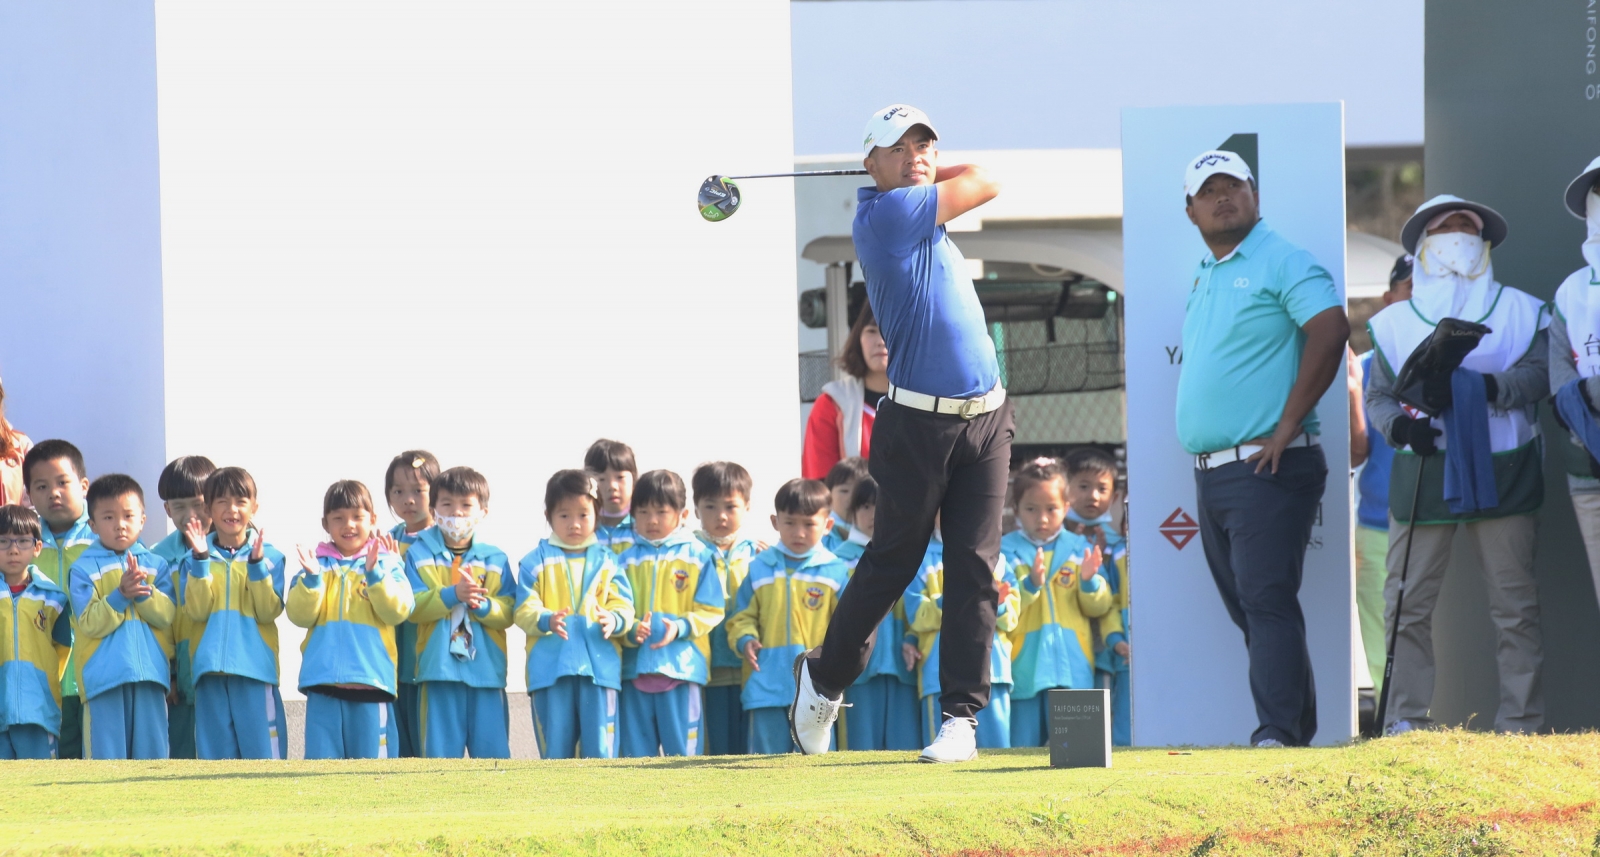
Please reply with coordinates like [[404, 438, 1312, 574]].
[[1421, 372, 1453, 414], [1482, 373, 1499, 404], [1391, 415, 1442, 457]]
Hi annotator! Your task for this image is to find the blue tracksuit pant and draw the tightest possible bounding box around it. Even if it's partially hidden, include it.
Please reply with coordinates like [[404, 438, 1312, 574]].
[[531, 676, 617, 759], [1010, 693, 1052, 747], [1099, 668, 1131, 746], [703, 684, 745, 755], [195, 674, 287, 760], [86, 681, 169, 760], [0, 724, 57, 759], [746, 706, 796, 754], [304, 693, 398, 759], [396, 682, 422, 758], [168, 698, 196, 759], [923, 686, 1010, 749], [620, 681, 702, 757], [420, 682, 509, 759], [842, 676, 920, 751]]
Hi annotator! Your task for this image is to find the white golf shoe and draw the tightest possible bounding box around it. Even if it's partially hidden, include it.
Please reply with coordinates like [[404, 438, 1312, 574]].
[[918, 715, 978, 763], [789, 652, 845, 755]]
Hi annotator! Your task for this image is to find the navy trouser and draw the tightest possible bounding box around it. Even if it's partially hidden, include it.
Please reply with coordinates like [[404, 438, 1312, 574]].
[[1194, 445, 1327, 747]]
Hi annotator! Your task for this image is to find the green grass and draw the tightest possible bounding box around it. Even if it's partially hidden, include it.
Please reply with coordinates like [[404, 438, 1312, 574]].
[[5, 731, 1599, 855]]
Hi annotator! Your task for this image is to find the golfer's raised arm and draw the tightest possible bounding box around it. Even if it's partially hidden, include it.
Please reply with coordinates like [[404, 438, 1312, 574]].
[[935, 164, 1000, 225]]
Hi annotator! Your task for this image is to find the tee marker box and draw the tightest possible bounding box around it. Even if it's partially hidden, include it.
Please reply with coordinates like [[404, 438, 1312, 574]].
[[1048, 688, 1111, 768]]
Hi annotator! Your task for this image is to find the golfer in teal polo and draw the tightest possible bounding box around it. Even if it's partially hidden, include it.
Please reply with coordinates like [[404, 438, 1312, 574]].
[[1178, 150, 1349, 748]]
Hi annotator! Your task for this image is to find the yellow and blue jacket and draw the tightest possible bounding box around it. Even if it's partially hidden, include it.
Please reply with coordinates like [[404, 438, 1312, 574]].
[[181, 530, 285, 687], [833, 533, 916, 687], [618, 529, 724, 686], [390, 522, 424, 689], [403, 527, 514, 690], [513, 539, 635, 692], [1000, 527, 1114, 699], [1089, 528, 1129, 675], [1, 568, 72, 736], [695, 530, 762, 687], [37, 512, 93, 698], [286, 543, 414, 699], [725, 545, 849, 710], [905, 538, 1020, 700], [151, 529, 198, 701], [598, 515, 635, 556], [821, 513, 851, 554], [68, 541, 176, 700]]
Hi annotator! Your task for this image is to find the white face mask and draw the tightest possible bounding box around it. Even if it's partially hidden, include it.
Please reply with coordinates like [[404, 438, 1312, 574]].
[[1418, 231, 1489, 280], [1584, 191, 1600, 273], [436, 512, 482, 544]]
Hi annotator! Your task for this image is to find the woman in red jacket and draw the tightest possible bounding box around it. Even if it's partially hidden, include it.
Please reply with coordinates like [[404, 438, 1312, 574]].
[[803, 303, 890, 479]]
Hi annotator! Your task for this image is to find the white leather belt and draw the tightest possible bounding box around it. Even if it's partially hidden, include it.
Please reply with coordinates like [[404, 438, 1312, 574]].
[[886, 381, 1007, 419], [1195, 433, 1320, 470]]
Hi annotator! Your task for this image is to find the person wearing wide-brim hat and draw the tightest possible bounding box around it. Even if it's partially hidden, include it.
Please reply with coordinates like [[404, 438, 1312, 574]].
[[1365, 194, 1550, 736], [1548, 156, 1600, 635]]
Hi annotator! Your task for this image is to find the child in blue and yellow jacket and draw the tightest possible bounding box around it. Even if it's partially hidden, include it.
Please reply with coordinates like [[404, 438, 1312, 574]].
[[1063, 448, 1130, 747], [832, 477, 919, 751], [0, 505, 72, 758], [150, 455, 216, 760], [726, 479, 850, 755], [24, 439, 95, 758], [691, 461, 763, 756], [70, 475, 177, 760], [617, 470, 725, 757], [586, 439, 637, 556], [403, 467, 514, 759], [515, 469, 635, 759], [906, 527, 1020, 750], [820, 457, 868, 554], [178, 467, 289, 760], [287, 481, 414, 760], [385, 448, 439, 759], [1001, 456, 1113, 747]]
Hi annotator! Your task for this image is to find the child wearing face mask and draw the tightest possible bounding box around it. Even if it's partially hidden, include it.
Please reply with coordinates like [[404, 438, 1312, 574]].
[[1062, 449, 1131, 747], [149, 454, 216, 760], [997, 457, 1111, 748], [384, 449, 439, 758], [616, 470, 724, 757], [287, 481, 413, 759], [585, 439, 638, 556], [821, 457, 869, 553], [402, 467, 514, 758], [690, 461, 764, 756]]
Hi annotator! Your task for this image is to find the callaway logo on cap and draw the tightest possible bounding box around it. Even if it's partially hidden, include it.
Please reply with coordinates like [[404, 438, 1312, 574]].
[[862, 104, 940, 155], [1184, 149, 1253, 198]]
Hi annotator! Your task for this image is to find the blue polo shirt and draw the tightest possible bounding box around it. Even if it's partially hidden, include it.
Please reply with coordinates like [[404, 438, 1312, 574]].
[[1175, 220, 1340, 454], [853, 184, 999, 399]]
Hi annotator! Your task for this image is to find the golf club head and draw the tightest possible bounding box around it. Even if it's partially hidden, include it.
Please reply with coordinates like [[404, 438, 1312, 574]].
[[698, 175, 740, 222]]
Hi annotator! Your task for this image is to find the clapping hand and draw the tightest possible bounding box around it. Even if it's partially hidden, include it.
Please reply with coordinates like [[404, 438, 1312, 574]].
[[1029, 549, 1047, 588], [1078, 545, 1103, 583], [366, 534, 398, 573], [249, 527, 267, 563], [597, 609, 618, 639], [742, 638, 762, 671], [901, 641, 921, 672], [118, 554, 153, 601], [454, 567, 487, 610], [295, 545, 321, 578], [548, 608, 570, 640], [183, 518, 208, 557]]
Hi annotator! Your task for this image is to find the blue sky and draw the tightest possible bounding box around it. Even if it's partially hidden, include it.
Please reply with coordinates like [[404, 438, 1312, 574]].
[[791, 0, 1423, 155]]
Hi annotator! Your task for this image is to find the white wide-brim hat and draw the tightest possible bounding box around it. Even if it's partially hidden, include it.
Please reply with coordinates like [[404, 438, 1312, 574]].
[[1564, 155, 1600, 219], [1400, 193, 1508, 254]]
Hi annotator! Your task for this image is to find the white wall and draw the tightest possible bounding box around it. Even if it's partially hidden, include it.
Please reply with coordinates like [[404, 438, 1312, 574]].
[[153, 1, 799, 695]]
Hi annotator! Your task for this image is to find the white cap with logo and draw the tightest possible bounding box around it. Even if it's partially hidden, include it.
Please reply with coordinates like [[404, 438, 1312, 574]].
[[1184, 150, 1254, 198], [862, 104, 940, 155]]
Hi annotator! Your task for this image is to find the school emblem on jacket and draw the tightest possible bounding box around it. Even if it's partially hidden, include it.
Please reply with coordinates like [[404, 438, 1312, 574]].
[[33, 609, 48, 632], [672, 569, 690, 591], [804, 586, 825, 610]]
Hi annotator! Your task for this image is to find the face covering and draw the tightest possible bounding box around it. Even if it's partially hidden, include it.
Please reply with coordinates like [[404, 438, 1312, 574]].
[[1411, 224, 1497, 322], [1418, 231, 1489, 281], [436, 512, 483, 544], [1584, 191, 1600, 273]]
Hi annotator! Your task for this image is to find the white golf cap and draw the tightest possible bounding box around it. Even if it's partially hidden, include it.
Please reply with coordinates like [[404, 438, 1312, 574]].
[[1565, 155, 1600, 219], [1184, 150, 1254, 198], [862, 104, 939, 155]]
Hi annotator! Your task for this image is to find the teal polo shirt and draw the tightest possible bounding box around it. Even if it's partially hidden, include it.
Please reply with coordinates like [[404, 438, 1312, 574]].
[[1176, 220, 1340, 455]]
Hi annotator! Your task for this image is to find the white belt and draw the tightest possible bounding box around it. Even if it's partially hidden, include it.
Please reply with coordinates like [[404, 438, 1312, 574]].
[[1195, 433, 1320, 470], [886, 381, 1007, 419]]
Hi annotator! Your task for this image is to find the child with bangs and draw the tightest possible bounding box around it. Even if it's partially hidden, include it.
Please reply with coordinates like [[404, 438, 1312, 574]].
[[178, 466, 289, 759], [586, 440, 637, 556], [287, 481, 414, 759], [384, 449, 440, 758], [23, 439, 94, 757], [617, 470, 724, 757], [999, 456, 1112, 747], [832, 477, 919, 751], [403, 466, 514, 759], [821, 457, 869, 553], [514, 470, 635, 759], [0, 504, 72, 759], [691, 461, 764, 755], [1062, 448, 1131, 747], [150, 455, 216, 759]]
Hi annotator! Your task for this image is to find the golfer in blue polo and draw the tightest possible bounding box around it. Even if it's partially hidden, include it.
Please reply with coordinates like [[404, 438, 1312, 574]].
[[789, 104, 1011, 763], [1178, 150, 1349, 748]]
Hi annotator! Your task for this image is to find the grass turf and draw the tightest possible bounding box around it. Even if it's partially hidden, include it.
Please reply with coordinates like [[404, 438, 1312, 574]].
[[4, 731, 1598, 856]]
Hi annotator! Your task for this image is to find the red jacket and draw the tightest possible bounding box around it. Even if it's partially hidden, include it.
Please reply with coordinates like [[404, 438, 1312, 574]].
[[802, 391, 875, 479]]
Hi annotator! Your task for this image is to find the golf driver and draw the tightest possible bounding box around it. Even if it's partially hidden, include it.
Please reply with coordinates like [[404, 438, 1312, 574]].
[[698, 170, 869, 222]]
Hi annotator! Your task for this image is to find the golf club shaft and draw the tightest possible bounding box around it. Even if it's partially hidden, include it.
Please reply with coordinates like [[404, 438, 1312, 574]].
[[1375, 452, 1426, 735], [727, 170, 868, 179]]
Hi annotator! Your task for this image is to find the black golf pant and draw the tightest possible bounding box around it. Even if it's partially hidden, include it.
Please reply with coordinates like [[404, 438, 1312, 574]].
[[812, 398, 1014, 722]]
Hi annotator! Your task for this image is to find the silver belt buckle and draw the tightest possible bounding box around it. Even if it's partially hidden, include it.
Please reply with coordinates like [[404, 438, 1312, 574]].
[[959, 397, 983, 419]]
